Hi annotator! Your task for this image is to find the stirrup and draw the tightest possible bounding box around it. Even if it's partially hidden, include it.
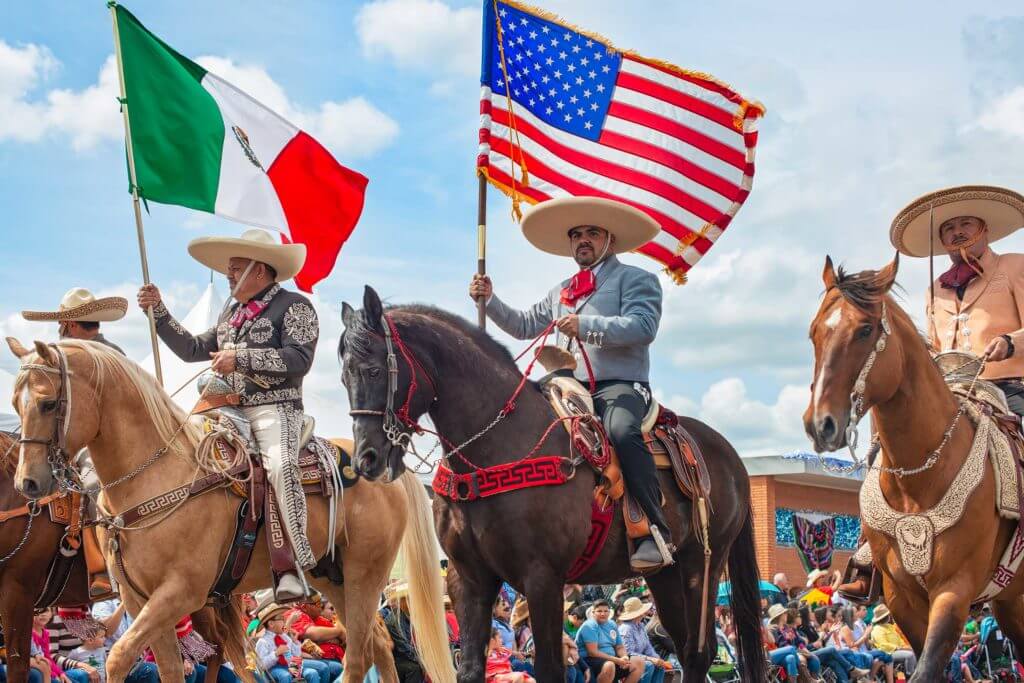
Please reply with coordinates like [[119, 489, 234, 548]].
[[650, 525, 676, 566]]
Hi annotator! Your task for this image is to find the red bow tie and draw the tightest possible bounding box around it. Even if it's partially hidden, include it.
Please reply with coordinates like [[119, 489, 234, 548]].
[[560, 269, 597, 307], [229, 300, 267, 328]]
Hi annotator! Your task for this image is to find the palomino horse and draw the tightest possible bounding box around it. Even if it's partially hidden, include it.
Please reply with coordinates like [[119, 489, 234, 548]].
[[5, 339, 456, 683], [804, 256, 1024, 682], [1, 430, 247, 683], [339, 287, 768, 683]]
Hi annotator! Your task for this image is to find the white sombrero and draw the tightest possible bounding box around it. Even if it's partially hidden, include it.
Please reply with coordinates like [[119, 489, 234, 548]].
[[22, 288, 127, 323], [188, 229, 306, 282], [521, 197, 660, 257], [890, 185, 1024, 257]]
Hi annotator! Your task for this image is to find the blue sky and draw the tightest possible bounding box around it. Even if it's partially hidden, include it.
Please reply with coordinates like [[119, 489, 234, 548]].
[[3, 1, 1024, 453]]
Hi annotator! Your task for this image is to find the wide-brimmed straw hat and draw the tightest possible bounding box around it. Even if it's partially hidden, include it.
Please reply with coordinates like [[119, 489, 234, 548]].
[[254, 602, 290, 630], [766, 603, 788, 625], [618, 596, 653, 622], [521, 197, 660, 257], [890, 185, 1024, 257], [188, 228, 305, 282], [22, 288, 127, 323], [872, 605, 891, 624], [805, 568, 831, 588]]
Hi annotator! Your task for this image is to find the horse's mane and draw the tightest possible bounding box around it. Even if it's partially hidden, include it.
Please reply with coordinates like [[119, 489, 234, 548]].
[[0, 431, 15, 475], [833, 265, 903, 311], [13, 340, 199, 455], [390, 304, 518, 368]]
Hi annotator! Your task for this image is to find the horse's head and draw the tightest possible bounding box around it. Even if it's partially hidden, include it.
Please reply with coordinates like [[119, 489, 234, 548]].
[[804, 255, 905, 452], [340, 286, 434, 482], [6, 338, 101, 498]]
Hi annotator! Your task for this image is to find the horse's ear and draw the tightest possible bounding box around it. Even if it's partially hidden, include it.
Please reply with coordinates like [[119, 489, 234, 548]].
[[6, 337, 30, 359], [33, 341, 56, 366], [362, 286, 385, 334], [822, 255, 837, 290], [341, 302, 357, 329], [878, 252, 900, 293]]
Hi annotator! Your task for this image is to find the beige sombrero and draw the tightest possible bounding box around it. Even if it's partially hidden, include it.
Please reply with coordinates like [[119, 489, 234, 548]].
[[521, 197, 660, 257], [188, 228, 305, 282], [617, 596, 653, 622], [890, 185, 1024, 257], [254, 601, 291, 630], [22, 288, 127, 323]]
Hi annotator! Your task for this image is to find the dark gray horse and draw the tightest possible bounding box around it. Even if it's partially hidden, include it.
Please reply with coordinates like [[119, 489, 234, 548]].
[[340, 286, 767, 683]]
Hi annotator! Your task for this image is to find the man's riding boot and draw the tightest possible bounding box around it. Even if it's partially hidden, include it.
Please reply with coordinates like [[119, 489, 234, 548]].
[[837, 541, 876, 604], [265, 487, 309, 603], [630, 537, 664, 569], [83, 527, 112, 598]]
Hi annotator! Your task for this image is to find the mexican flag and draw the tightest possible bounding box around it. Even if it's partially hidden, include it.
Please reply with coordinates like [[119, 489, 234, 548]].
[[111, 4, 368, 292]]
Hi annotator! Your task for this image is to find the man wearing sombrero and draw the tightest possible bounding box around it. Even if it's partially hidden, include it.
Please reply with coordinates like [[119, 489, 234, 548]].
[[22, 288, 129, 355], [137, 228, 319, 601], [22, 288, 129, 598], [469, 196, 669, 569], [840, 184, 1024, 601]]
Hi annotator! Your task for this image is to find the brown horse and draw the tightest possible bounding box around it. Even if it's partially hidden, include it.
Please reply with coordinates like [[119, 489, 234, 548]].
[[1, 430, 249, 683], [4, 339, 455, 683], [804, 255, 1024, 682], [338, 287, 768, 683]]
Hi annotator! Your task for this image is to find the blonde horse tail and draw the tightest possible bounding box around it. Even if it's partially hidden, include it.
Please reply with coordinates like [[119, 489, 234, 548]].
[[398, 471, 456, 683]]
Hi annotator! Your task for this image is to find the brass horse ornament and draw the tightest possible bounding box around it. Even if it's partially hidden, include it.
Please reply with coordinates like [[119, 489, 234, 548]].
[[804, 255, 1024, 683]]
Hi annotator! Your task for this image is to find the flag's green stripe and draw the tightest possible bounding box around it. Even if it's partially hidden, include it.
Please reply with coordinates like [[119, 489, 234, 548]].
[[116, 5, 223, 212]]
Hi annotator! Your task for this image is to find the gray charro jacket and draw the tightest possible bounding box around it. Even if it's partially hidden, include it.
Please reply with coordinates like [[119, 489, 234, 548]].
[[151, 283, 318, 409], [486, 254, 661, 383]]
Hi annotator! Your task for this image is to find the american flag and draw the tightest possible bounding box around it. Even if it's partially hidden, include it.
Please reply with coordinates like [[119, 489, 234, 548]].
[[478, 0, 764, 282]]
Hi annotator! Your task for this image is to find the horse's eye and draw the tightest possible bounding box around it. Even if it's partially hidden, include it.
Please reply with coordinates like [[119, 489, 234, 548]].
[[39, 400, 57, 413], [857, 324, 873, 339]]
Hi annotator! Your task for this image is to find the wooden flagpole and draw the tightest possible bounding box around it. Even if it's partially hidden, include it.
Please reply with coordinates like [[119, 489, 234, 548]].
[[476, 174, 488, 329], [109, 2, 163, 385]]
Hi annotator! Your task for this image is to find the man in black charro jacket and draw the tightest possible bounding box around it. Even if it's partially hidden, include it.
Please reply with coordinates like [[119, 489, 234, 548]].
[[137, 229, 318, 601]]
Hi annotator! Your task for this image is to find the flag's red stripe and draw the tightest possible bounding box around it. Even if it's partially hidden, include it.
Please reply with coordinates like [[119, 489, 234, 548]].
[[487, 138, 715, 255], [623, 55, 752, 110], [492, 107, 724, 224], [608, 101, 746, 170], [615, 72, 737, 131], [597, 129, 744, 202], [266, 131, 368, 293]]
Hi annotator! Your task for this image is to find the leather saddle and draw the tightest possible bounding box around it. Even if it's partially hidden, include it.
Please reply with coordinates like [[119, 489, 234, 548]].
[[536, 346, 713, 542]]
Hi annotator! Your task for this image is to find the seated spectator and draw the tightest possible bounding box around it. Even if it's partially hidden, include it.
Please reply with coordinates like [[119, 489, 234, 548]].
[[763, 604, 805, 681], [381, 583, 425, 683], [31, 609, 89, 683], [254, 603, 325, 683], [869, 606, 917, 676], [615, 598, 669, 683], [575, 600, 644, 683], [287, 594, 345, 681], [89, 599, 158, 683], [644, 616, 679, 670], [772, 605, 866, 682], [512, 601, 534, 663], [565, 605, 588, 639], [770, 574, 790, 606], [805, 569, 841, 605], [492, 599, 532, 676], [835, 606, 893, 683], [485, 629, 535, 683], [66, 626, 108, 683]]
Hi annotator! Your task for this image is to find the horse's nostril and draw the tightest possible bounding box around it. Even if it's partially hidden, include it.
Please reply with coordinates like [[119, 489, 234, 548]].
[[820, 415, 837, 441], [21, 478, 39, 497]]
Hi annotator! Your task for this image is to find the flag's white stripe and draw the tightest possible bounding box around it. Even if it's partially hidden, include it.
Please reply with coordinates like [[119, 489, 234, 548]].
[[611, 86, 747, 153], [602, 114, 744, 182], [201, 73, 296, 232], [486, 151, 711, 266], [620, 57, 742, 120], [490, 94, 736, 212], [488, 121, 705, 232]]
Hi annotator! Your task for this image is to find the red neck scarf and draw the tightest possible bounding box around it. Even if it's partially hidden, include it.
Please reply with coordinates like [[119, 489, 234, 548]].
[[230, 299, 267, 328], [274, 633, 289, 666], [560, 269, 597, 307], [939, 260, 982, 290]]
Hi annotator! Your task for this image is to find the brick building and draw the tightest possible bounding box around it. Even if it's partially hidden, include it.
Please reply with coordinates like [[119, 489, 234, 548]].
[[743, 453, 864, 588]]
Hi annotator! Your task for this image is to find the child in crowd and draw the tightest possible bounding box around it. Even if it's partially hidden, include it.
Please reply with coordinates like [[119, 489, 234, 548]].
[[29, 637, 52, 683], [67, 627, 108, 683], [486, 629, 535, 683]]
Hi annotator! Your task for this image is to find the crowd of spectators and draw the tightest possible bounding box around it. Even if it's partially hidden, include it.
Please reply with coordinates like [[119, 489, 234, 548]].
[[3, 572, 1021, 683]]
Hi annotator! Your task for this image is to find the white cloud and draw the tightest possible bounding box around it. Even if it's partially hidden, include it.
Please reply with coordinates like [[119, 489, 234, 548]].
[[355, 0, 481, 88], [0, 40, 397, 160], [973, 86, 1024, 138]]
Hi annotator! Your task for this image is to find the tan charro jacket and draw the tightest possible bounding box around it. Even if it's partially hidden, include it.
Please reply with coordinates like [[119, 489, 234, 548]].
[[927, 248, 1024, 380]]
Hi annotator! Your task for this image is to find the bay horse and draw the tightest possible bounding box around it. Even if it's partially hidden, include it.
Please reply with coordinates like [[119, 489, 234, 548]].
[[1, 430, 248, 683], [4, 339, 456, 683], [338, 287, 768, 683], [804, 255, 1024, 682]]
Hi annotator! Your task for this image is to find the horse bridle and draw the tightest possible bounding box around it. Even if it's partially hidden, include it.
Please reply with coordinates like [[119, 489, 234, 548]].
[[844, 302, 891, 456], [17, 344, 81, 493], [348, 314, 431, 450]]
